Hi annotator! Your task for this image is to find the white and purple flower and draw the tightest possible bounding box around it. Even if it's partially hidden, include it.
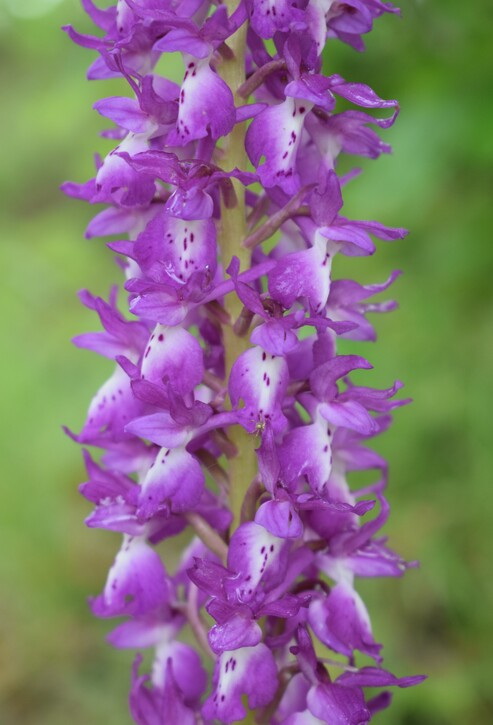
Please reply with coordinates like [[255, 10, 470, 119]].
[[65, 0, 424, 721]]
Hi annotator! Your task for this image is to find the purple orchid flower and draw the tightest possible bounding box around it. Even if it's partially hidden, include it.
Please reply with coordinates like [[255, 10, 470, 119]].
[[64, 0, 424, 721]]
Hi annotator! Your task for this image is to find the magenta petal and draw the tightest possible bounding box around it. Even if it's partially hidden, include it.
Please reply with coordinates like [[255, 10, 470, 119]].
[[279, 419, 333, 494], [81, 366, 142, 443], [268, 234, 333, 314], [209, 613, 263, 654], [135, 211, 217, 283], [108, 618, 178, 650], [169, 56, 235, 144], [85, 205, 145, 238], [203, 644, 278, 723], [91, 536, 169, 617], [141, 325, 204, 395], [227, 522, 288, 601], [93, 96, 152, 134], [153, 641, 207, 704], [138, 446, 204, 516], [229, 346, 289, 432], [319, 399, 377, 435], [250, 320, 299, 356], [246, 98, 308, 194], [308, 583, 382, 662], [248, 0, 305, 38], [255, 500, 303, 539], [275, 672, 311, 723]]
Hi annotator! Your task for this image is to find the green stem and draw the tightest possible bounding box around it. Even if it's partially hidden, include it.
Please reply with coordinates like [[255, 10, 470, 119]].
[[218, 5, 257, 532]]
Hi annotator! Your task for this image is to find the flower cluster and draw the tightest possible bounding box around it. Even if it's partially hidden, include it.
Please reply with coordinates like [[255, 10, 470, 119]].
[[64, 0, 424, 722]]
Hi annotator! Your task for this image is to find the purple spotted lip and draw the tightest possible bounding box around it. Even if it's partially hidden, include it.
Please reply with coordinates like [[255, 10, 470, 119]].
[[64, 0, 425, 721]]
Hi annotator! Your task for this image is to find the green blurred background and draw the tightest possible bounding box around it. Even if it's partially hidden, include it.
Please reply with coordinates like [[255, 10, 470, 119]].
[[0, 0, 492, 722]]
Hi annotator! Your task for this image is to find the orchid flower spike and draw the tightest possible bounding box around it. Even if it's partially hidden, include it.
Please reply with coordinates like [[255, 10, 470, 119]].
[[64, 0, 424, 721]]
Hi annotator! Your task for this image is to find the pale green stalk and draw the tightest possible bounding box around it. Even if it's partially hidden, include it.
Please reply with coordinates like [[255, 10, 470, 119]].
[[218, 6, 258, 536]]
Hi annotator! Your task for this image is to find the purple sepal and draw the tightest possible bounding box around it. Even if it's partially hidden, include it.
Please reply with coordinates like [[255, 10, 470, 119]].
[[61, 177, 96, 201], [81, 0, 115, 30], [307, 682, 371, 725], [319, 399, 377, 435], [328, 74, 398, 109], [85, 205, 154, 240], [337, 666, 427, 689], [109, 616, 175, 647], [322, 218, 407, 257], [74, 288, 149, 359], [187, 557, 234, 599], [125, 411, 190, 448], [94, 96, 156, 134], [85, 504, 146, 536], [80, 450, 139, 506], [309, 355, 372, 401], [367, 691, 393, 715]]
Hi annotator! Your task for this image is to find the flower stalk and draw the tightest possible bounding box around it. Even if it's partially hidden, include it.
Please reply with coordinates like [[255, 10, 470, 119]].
[[64, 0, 425, 722]]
